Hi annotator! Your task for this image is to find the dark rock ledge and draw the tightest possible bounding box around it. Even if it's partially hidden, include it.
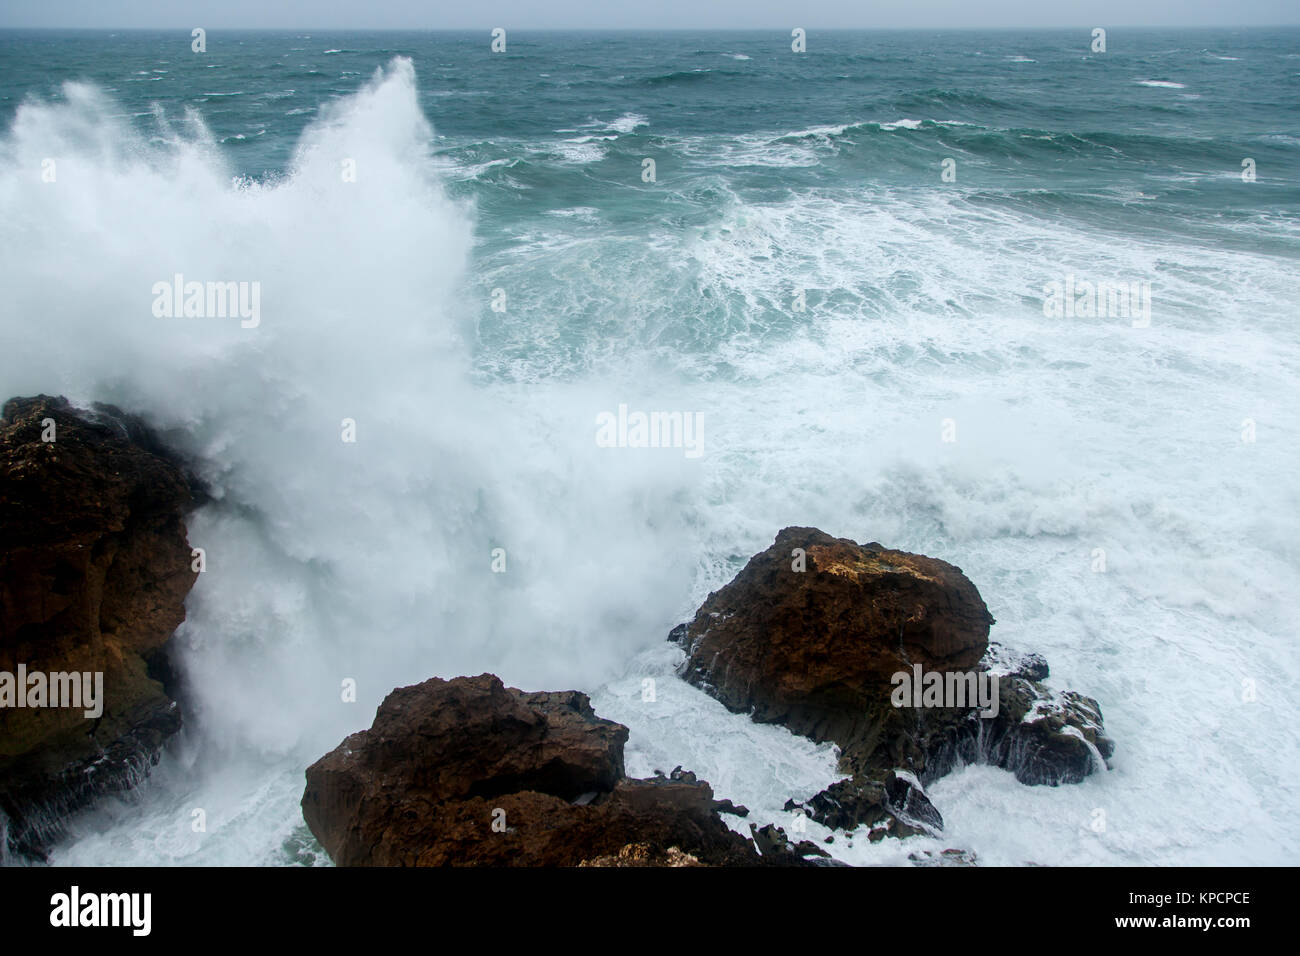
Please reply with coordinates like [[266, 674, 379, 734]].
[[0, 395, 200, 862]]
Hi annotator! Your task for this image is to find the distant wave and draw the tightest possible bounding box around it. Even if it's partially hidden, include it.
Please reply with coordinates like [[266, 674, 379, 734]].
[[643, 68, 742, 86], [605, 112, 648, 133], [893, 88, 1015, 110]]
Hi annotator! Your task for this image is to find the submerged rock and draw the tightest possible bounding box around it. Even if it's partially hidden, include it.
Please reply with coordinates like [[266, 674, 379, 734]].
[[301, 673, 806, 866], [0, 395, 199, 860], [672, 527, 1114, 834]]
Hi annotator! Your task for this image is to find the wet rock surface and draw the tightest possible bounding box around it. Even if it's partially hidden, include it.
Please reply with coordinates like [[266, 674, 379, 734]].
[[0, 395, 199, 861], [673, 527, 1114, 836], [302, 673, 812, 866]]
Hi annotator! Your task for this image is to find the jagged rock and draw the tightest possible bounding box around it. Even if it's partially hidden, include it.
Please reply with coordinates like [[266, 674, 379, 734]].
[[0, 395, 198, 860], [798, 770, 943, 838], [748, 822, 848, 866], [301, 673, 793, 866], [1011, 653, 1049, 682], [793, 839, 831, 858], [671, 527, 1114, 835], [749, 822, 787, 858], [712, 798, 749, 817]]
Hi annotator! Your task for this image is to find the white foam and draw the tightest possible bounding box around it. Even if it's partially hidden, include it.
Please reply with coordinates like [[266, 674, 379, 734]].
[[606, 112, 649, 133]]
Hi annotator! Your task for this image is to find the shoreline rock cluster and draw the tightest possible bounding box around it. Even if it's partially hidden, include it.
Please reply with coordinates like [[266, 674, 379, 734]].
[[0, 394, 1114, 866], [0, 396, 199, 861], [302, 528, 1113, 865]]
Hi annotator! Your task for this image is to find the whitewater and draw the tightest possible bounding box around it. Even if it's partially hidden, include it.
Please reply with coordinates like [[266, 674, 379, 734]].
[[1, 41, 1297, 866]]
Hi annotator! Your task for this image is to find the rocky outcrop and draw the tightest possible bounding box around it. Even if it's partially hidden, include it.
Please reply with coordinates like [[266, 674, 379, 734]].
[[0, 395, 199, 861], [673, 527, 1114, 834], [301, 674, 814, 867]]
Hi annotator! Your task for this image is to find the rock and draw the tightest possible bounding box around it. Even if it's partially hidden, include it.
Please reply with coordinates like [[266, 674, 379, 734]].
[[711, 798, 749, 817], [803, 770, 943, 838], [0, 395, 199, 861], [748, 822, 788, 858], [673, 527, 994, 764], [747, 822, 849, 866], [302, 673, 790, 866], [1011, 653, 1049, 682], [792, 839, 831, 858], [579, 843, 704, 867], [985, 641, 1050, 681], [671, 527, 1114, 834]]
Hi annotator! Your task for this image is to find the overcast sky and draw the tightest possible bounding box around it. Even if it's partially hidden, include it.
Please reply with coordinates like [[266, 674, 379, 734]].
[[0, 1, 1296, 30]]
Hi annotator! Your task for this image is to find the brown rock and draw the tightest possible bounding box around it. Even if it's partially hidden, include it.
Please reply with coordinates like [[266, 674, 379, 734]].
[[672, 527, 1113, 834], [301, 674, 780, 867], [0, 395, 199, 860], [673, 527, 993, 762]]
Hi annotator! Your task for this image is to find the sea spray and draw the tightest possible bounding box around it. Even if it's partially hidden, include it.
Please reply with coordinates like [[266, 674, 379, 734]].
[[0, 58, 708, 859]]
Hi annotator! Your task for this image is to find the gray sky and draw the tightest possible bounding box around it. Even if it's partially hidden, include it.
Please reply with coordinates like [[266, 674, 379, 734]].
[[0, 1, 1296, 30]]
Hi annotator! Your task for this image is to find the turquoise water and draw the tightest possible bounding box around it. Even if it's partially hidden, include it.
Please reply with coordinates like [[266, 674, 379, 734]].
[[1, 29, 1298, 865]]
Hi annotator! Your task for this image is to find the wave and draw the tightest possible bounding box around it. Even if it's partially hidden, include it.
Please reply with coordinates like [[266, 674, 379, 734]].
[[2, 57, 714, 861], [892, 87, 1017, 111], [642, 68, 743, 86], [605, 111, 649, 133]]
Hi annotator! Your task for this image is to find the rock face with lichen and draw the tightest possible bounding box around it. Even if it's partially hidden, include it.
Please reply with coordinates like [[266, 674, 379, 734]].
[[0, 395, 199, 861], [301, 673, 815, 867], [673, 527, 1114, 838], [578, 843, 704, 867]]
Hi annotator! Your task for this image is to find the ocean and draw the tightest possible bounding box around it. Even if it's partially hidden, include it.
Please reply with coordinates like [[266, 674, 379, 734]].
[[0, 28, 1297, 865]]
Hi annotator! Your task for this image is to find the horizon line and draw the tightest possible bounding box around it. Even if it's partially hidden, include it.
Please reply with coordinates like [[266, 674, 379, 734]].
[[2, 24, 1299, 32]]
